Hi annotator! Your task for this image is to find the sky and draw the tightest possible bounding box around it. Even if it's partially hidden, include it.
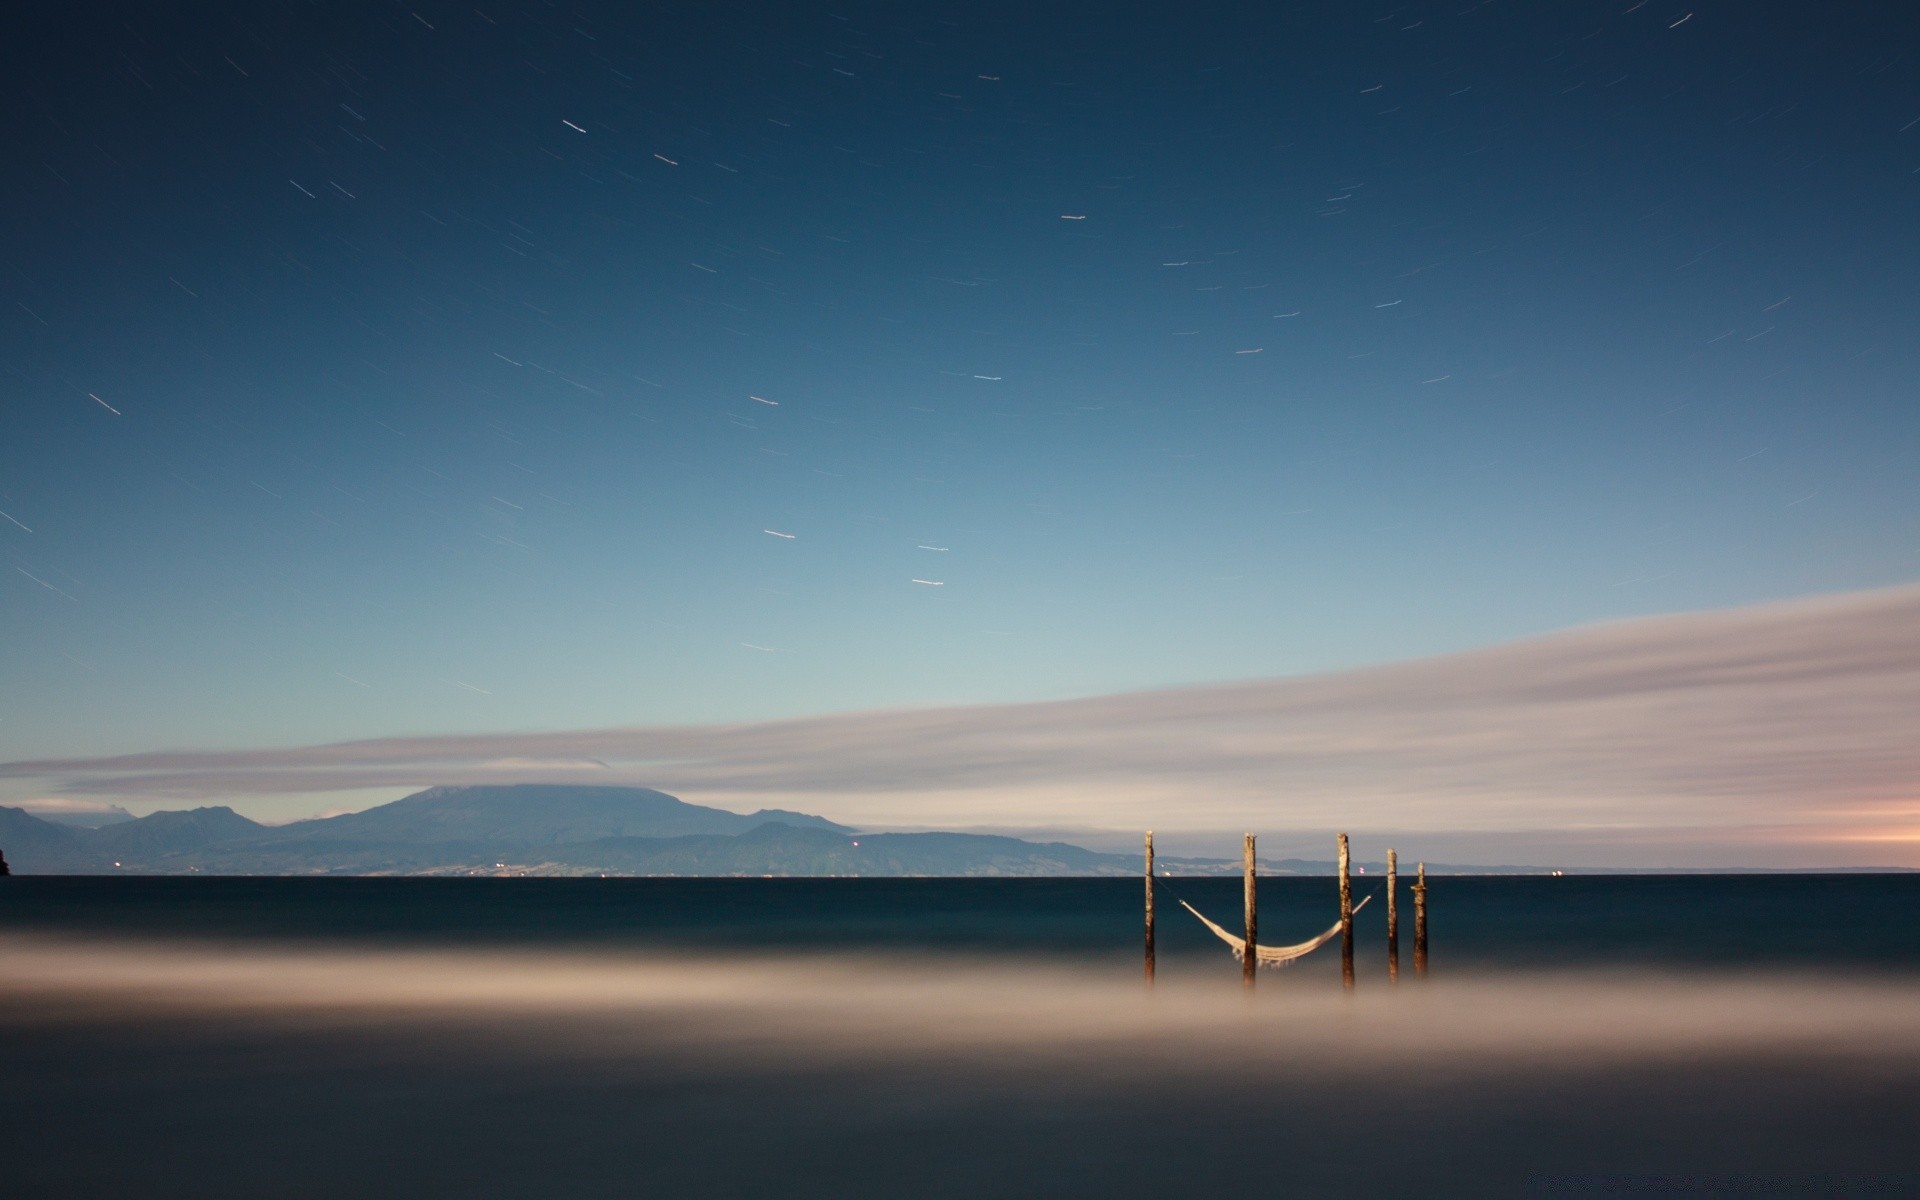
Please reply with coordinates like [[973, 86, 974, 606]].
[[3, 2, 1917, 862]]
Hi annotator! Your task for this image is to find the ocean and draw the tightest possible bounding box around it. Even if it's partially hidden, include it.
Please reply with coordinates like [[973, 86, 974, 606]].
[[4, 875, 1918, 1196], [6, 873, 1920, 970]]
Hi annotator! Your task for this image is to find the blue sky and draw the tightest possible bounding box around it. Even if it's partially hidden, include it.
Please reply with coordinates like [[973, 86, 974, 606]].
[[3, 2, 1917, 840]]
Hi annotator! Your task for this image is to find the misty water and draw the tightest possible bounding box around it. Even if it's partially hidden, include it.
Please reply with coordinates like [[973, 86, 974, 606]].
[[5, 876, 1919, 1196]]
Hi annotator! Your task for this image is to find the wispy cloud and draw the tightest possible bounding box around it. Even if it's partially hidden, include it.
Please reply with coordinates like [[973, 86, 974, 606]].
[[6, 585, 1919, 858], [11, 797, 133, 816]]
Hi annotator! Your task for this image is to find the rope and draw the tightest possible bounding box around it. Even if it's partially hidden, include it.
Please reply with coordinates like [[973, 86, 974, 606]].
[[1150, 873, 1379, 968]]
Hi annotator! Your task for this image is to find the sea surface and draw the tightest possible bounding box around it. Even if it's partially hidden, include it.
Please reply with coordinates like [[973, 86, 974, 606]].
[[5, 873, 1920, 971], [4, 875, 1918, 1197]]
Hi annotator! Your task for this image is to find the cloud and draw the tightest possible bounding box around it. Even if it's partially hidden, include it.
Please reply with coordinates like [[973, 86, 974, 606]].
[[5, 584, 1919, 856], [11, 797, 133, 815]]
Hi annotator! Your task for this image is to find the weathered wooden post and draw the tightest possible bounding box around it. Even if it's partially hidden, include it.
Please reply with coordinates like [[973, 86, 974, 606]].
[[1413, 861, 1429, 977], [1242, 833, 1257, 988], [1386, 848, 1400, 983], [1338, 832, 1354, 991], [1144, 830, 1156, 984]]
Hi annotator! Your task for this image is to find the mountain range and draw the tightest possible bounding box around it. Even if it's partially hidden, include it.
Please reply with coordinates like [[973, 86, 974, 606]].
[[0, 784, 1137, 877], [0, 785, 1661, 876]]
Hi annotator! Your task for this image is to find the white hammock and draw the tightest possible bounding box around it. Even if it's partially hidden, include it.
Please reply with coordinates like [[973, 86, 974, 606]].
[[1179, 893, 1373, 967]]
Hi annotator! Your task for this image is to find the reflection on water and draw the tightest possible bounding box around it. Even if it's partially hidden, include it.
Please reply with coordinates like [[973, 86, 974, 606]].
[[5, 931, 1920, 1196]]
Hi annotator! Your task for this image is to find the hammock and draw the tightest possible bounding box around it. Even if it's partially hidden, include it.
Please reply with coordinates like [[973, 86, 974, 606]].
[[1178, 893, 1373, 967]]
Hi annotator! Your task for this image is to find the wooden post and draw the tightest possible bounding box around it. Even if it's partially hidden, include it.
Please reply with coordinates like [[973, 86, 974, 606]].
[[1242, 833, 1257, 988], [1338, 832, 1354, 991], [1413, 861, 1429, 977], [1386, 848, 1399, 983], [1144, 830, 1155, 984]]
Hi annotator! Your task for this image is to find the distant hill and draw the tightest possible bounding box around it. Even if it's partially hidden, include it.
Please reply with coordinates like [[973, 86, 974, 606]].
[[92, 806, 264, 859], [0, 806, 103, 872], [5, 788, 1786, 877], [253, 784, 848, 847], [0, 785, 1135, 877]]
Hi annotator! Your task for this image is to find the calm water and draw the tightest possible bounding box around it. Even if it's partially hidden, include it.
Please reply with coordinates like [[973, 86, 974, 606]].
[[4, 873, 1918, 976], [9, 875, 1920, 1196]]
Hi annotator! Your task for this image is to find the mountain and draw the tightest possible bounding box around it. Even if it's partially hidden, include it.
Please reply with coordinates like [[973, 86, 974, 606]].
[[0, 786, 1136, 876], [0, 806, 105, 872], [0, 786, 1627, 877], [254, 784, 848, 848], [135, 786, 1126, 876], [92, 807, 265, 859], [0, 793, 1831, 876]]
